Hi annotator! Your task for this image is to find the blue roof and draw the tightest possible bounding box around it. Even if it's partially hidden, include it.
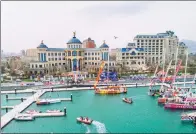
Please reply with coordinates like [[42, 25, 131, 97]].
[[100, 43, 109, 48], [67, 37, 82, 44], [47, 48, 65, 51], [179, 42, 186, 46], [37, 43, 48, 49]]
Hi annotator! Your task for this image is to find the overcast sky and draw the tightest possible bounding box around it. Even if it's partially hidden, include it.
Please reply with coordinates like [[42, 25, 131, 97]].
[[2, 1, 196, 53]]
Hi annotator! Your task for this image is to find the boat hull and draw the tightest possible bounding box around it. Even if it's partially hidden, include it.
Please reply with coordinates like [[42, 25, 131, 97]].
[[165, 103, 196, 110], [122, 98, 132, 104], [76, 117, 93, 125], [95, 89, 127, 94]]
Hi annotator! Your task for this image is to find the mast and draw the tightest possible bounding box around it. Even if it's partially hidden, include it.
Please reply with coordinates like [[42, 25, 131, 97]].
[[184, 49, 188, 88], [162, 60, 173, 84], [107, 49, 109, 81], [160, 44, 166, 91], [174, 45, 179, 87]]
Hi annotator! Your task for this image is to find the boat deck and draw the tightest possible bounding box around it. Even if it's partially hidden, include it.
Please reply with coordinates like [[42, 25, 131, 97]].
[[1, 90, 46, 129]]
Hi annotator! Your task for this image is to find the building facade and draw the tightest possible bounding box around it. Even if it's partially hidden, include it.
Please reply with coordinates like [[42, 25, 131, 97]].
[[133, 31, 179, 65], [116, 43, 146, 71], [25, 31, 188, 75], [27, 33, 110, 75]]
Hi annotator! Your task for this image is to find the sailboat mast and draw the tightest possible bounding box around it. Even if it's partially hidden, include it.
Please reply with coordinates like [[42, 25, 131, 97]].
[[174, 45, 179, 86], [107, 49, 109, 81], [183, 49, 188, 87]]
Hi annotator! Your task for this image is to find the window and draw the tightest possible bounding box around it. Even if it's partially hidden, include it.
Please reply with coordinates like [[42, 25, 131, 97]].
[[55, 53, 57, 56], [58, 53, 61, 56], [62, 53, 65, 56], [48, 53, 50, 56]]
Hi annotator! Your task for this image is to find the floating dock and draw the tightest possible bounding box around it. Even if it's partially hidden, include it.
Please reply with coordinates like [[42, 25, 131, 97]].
[[6, 97, 28, 101], [1, 106, 15, 109], [17, 112, 65, 118], [1, 90, 46, 129]]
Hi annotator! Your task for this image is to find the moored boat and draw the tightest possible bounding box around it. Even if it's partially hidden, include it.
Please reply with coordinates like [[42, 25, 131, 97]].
[[15, 115, 35, 121], [48, 99, 61, 104], [165, 103, 196, 110], [95, 87, 127, 94], [46, 110, 61, 113], [76, 117, 93, 125], [36, 99, 50, 105], [25, 110, 40, 114]]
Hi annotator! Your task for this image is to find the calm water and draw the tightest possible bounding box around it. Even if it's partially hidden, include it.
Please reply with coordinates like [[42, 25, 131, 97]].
[[2, 87, 196, 133], [1, 93, 34, 116]]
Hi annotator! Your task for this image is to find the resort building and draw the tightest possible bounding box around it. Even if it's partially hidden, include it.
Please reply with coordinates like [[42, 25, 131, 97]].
[[116, 43, 146, 71], [26, 32, 110, 75], [133, 31, 179, 64], [24, 31, 188, 75]]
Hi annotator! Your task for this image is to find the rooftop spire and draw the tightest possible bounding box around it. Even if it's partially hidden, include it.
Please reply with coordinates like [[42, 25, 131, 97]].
[[41, 40, 43, 44], [73, 31, 76, 37], [103, 40, 105, 44]]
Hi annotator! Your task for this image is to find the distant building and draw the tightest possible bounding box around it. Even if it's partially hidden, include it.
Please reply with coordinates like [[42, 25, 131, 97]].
[[82, 38, 96, 48], [21, 50, 26, 56], [178, 42, 188, 55]]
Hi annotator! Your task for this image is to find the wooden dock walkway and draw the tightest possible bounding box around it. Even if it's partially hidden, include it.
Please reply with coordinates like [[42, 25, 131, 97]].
[[1, 90, 46, 129]]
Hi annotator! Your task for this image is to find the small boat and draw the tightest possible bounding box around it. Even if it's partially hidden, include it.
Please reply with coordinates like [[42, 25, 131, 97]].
[[36, 99, 50, 105], [122, 98, 132, 104], [48, 99, 61, 104], [25, 110, 40, 114], [15, 115, 35, 121], [76, 117, 93, 125], [46, 110, 62, 113]]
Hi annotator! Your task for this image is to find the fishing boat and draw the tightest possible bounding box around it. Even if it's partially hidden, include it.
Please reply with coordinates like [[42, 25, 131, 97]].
[[25, 110, 40, 114], [122, 98, 132, 104], [15, 115, 35, 121], [76, 117, 93, 125], [46, 110, 61, 113]]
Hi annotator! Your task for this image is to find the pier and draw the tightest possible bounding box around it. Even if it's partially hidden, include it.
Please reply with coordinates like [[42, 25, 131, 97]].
[[1, 90, 46, 129], [1, 106, 15, 109], [6, 97, 28, 101], [16, 111, 66, 118]]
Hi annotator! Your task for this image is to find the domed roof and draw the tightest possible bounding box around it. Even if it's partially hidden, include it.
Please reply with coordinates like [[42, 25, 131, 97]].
[[100, 40, 109, 48], [67, 32, 82, 44], [37, 40, 48, 49]]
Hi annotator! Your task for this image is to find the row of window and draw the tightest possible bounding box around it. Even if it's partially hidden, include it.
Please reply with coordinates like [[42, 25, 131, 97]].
[[68, 45, 82, 49], [84, 57, 100, 60], [122, 57, 144, 59], [137, 40, 164, 42]]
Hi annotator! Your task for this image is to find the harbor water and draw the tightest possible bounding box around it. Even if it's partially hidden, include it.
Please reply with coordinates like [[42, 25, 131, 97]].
[[1, 86, 196, 133]]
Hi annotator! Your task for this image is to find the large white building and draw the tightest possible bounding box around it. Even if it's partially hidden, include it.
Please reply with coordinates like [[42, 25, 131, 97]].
[[116, 43, 146, 71], [26, 33, 111, 75], [133, 31, 179, 64]]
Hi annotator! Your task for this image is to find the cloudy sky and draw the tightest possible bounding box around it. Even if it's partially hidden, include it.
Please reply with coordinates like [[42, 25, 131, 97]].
[[2, 1, 196, 52]]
